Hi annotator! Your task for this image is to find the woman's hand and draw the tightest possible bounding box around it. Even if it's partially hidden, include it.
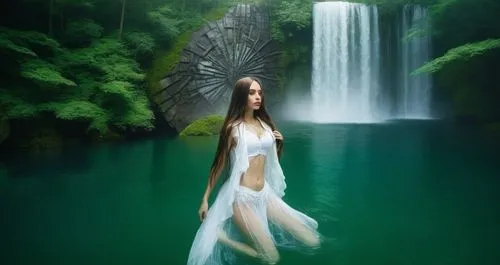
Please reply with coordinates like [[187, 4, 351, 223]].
[[198, 200, 208, 221], [273, 130, 284, 141]]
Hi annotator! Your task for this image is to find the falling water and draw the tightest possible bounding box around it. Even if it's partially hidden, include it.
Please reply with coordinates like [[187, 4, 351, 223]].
[[398, 5, 433, 119], [307, 2, 433, 123], [311, 2, 382, 123]]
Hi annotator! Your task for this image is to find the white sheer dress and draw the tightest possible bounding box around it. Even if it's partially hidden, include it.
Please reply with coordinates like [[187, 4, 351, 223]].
[[187, 119, 321, 265]]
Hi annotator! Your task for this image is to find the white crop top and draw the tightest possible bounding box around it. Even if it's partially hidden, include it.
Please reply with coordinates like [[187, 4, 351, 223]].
[[245, 126, 274, 157]]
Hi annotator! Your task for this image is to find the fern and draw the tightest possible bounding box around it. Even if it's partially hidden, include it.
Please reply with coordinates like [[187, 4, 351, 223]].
[[0, 27, 62, 55], [429, 0, 460, 16], [46, 100, 110, 133], [0, 91, 39, 119], [412, 39, 500, 75], [114, 93, 154, 130], [100, 60, 145, 82], [63, 18, 104, 46], [0, 35, 37, 57], [147, 5, 182, 41], [123, 32, 156, 56], [57, 39, 144, 82], [21, 59, 77, 87], [100, 81, 134, 101]]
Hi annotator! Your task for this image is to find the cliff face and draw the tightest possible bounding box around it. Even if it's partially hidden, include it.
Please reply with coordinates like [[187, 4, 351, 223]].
[[154, 4, 281, 132]]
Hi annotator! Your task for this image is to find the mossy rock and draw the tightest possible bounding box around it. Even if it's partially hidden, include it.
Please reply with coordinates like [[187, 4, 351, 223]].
[[146, 6, 229, 102], [179, 115, 224, 136]]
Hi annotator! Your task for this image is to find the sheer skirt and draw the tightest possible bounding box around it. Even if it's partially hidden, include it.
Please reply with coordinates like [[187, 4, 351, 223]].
[[207, 181, 321, 265]]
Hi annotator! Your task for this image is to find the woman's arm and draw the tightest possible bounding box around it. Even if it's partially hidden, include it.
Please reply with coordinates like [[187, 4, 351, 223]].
[[198, 125, 236, 220], [203, 130, 236, 199]]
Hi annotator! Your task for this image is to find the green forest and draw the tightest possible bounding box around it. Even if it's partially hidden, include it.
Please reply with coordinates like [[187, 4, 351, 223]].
[[1, 0, 499, 153]]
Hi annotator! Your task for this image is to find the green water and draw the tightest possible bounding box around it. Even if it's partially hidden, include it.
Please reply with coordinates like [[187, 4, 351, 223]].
[[1, 120, 499, 265]]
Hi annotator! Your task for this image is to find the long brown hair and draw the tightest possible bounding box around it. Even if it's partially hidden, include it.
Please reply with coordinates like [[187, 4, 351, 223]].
[[207, 77, 283, 188]]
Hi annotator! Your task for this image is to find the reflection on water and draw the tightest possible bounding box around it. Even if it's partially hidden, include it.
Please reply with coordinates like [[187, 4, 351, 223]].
[[309, 124, 347, 222], [0, 121, 499, 265]]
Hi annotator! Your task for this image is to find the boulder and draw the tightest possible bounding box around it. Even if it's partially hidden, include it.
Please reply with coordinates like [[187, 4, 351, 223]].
[[153, 4, 281, 132], [179, 115, 225, 136]]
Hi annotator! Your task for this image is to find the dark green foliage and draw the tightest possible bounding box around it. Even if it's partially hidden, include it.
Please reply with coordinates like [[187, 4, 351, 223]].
[[413, 39, 500, 75], [0, 92, 39, 119], [0, 27, 62, 57], [415, 0, 500, 122], [0, 37, 37, 57], [63, 18, 103, 47], [123, 31, 156, 63], [21, 59, 77, 87], [266, 0, 314, 92], [53, 37, 154, 133], [46, 100, 110, 132], [0, 0, 234, 149], [147, 4, 182, 43], [0, 27, 154, 137], [1, 0, 499, 149], [272, 0, 312, 34]]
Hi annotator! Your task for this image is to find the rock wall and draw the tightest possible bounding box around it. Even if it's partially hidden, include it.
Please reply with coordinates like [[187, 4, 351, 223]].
[[153, 4, 281, 132]]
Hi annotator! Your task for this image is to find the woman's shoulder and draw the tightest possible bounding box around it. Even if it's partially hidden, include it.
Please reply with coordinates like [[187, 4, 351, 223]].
[[226, 120, 243, 136]]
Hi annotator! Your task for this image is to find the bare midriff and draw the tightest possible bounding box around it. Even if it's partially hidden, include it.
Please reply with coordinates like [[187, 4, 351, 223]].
[[239, 155, 266, 191]]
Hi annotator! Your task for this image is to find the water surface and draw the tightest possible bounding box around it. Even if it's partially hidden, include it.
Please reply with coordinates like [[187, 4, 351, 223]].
[[1, 120, 499, 265]]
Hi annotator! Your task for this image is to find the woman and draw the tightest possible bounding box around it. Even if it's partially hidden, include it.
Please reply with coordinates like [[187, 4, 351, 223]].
[[187, 77, 321, 265]]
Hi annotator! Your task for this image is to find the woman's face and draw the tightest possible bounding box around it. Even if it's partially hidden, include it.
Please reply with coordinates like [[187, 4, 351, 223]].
[[246, 81, 262, 111]]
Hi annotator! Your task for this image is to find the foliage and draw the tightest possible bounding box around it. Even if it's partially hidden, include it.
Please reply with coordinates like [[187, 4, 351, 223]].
[[123, 31, 156, 61], [0, 36, 37, 57], [0, 27, 61, 56], [413, 39, 500, 75], [413, 0, 500, 122], [0, 29, 154, 136], [273, 0, 312, 33], [147, 4, 182, 43], [63, 18, 103, 47], [54, 38, 154, 133], [48, 100, 110, 133], [428, 0, 459, 15], [179, 115, 225, 136], [0, 0, 236, 149], [0, 91, 39, 119], [21, 59, 77, 87], [2, 0, 498, 147], [266, 0, 314, 93], [146, 6, 229, 98]]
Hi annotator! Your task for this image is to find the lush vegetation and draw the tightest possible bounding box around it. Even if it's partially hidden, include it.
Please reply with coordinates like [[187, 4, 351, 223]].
[[0, 0, 499, 152], [0, 0, 235, 151], [414, 0, 500, 124], [270, 0, 500, 125]]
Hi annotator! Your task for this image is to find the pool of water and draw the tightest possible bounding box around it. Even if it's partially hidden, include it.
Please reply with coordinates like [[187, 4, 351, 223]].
[[1, 120, 499, 265]]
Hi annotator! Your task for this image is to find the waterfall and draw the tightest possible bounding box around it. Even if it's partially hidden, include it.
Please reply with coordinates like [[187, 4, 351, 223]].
[[397, 5, 433, 119], [311, 2, 382, 123], [308, 2, 433, 123]]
